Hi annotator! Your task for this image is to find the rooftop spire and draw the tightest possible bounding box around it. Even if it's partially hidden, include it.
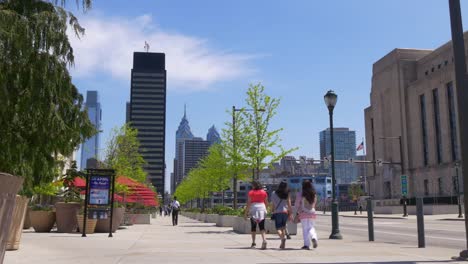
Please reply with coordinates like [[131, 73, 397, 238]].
[[184, 103, 187, 118]]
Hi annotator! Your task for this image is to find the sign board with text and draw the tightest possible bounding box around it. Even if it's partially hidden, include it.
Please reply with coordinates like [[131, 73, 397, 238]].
[[89, 175, 111, 205], [401, 175, 408, 196]]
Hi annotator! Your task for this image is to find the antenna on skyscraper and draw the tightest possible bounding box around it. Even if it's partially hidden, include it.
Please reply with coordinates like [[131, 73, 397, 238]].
[[144, 41, 150, 52]]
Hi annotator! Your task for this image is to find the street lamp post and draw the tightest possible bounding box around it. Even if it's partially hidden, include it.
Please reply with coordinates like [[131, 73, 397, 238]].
[[324, 90, 342, 240], [456, 161, 463, 218], [448, 0, 468, 259]]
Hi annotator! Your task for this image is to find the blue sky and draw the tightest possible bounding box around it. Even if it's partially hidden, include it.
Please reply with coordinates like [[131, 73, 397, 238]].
[[71, 0, 468, 193]]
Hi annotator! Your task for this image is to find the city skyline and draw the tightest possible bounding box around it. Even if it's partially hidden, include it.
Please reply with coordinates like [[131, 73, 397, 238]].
[[80, 91, 101, 170], [67, 1, 468, 192]]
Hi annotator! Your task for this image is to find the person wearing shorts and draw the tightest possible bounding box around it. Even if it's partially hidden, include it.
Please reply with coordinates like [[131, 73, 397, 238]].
[[244, 180, 269, 249], [270, 180, 292, 249]]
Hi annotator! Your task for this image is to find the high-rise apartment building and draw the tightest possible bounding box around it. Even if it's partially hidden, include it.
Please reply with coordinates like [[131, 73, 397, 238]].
[[320, 128, 357, 184], [80, 91, 101, 169], [129, 52, 166, 194], [365, 35, 465, 201]]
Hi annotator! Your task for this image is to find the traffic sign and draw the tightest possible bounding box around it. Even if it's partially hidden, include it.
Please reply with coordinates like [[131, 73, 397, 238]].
[[401, 175, 408, 196], [376, 159, 383, 167]]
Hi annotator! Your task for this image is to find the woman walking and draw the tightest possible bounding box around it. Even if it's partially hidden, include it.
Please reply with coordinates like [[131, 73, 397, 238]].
[[270, 180, 292, 249], [244, 180, 269, 249], [294, 180, 318, 250]]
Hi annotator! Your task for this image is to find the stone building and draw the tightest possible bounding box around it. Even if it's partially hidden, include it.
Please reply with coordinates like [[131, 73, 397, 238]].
[[364, 35, 466, 202]]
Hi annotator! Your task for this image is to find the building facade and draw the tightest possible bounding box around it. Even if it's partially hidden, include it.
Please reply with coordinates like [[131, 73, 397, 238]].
[[320, 128, 357, 184], [364, 36, 465, 202], [182, 138, 210, 177], [172, 107, 194, 193], [80, 91, 101, 169], [206, 125, 221, 146], [129, 52, 166, 194]]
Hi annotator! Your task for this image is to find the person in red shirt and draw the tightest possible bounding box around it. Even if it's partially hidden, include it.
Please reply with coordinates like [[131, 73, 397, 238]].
[[244, 180, 269, 249]]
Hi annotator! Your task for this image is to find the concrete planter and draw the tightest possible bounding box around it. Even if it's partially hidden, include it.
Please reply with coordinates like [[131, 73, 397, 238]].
[[232, 217, 251, 234], [0, 173, 23, 264], [55, 202, 81, 233], [95, 207, 125, 233], [127, 213, 151, 224], [6, 196, 29, 250], [195, 213, 203, 221], [216, 215, 237, 227], [205, 214, 217, 223], [30, 211, 56, 232], [264, 219, 297, 235]]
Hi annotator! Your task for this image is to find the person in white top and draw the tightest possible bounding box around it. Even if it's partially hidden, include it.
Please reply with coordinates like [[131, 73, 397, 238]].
[[171, 196, 181, 226]]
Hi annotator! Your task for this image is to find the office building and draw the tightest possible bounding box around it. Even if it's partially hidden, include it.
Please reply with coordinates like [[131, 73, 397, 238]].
[[80, 91, 101, 169], [129, 52, 166, 194], [206, 125, 221, 146], [320, 128, 357, 184], [182, 138, 210, 177], [365, 36, 466, 202], [173, 107, 194, 192]]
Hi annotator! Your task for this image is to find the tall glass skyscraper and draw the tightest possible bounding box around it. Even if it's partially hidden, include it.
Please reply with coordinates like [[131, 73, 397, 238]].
[[206, 125, 221, 146], [80, 91, 101, 169], [172, 106, 194, 193], [320, 127, 357, 184], [129, 52, 166, 195]]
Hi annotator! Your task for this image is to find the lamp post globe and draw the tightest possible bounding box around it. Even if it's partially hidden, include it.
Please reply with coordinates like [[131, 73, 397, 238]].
[[324, 89, 342, 240], [324, 90, 338, 110]]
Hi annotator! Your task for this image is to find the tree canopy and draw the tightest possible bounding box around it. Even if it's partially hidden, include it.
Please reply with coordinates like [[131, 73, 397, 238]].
[[0, 0, 96, 194]]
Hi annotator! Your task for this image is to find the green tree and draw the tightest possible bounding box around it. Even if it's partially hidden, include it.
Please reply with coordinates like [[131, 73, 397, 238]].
[[104, 124, 147, 184], [0, 0, 95, 194], [222, 108, 250, 209], [348, 182, 365, 202], [243, 83, 297, 179]]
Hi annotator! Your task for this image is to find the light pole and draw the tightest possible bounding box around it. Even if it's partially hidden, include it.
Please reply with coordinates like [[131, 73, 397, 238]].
[[448, 0, 468, 259], [379, 136, 407, 217], [324, 90, 342, 240], [231, 106, 265, 209], [456, 161, 463, 218]]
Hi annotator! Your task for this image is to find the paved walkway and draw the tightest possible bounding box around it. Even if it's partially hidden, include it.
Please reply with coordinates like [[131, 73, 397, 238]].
[[4, 215, 465, 264], [323, 211, 465, 221]]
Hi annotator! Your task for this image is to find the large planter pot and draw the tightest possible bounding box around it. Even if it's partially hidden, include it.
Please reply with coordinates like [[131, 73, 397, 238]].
[[6, 196, 29, 250], [232, 217, 251, 234], [23, 208, 31, 229], [95, 207, 125, 233], [0, 173, 23, 264], [30, 211, 56, 232], [55, 202, 81, 233], [76, 215, 97, 234]]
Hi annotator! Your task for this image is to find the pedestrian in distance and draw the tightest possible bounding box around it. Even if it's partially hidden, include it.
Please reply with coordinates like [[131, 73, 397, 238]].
[[171, 197, 180, 226], [244, 180, 269, 250], [270, 180, 293, 249], [159, 206, 163, 216], [294, 180, 318, 250]]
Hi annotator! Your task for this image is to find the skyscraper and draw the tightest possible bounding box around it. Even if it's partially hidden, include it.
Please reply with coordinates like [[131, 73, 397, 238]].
[[80, 91, 101, 169], [206, 125, 221, 146], [320, 128, 357, 184], [182, 138, 210, 177], [173, 106, 194, 193], [129, 52, 166, 194]]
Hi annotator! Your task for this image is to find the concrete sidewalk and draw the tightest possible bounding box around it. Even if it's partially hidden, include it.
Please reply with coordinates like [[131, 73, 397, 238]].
[[4, 215, 464, 264]]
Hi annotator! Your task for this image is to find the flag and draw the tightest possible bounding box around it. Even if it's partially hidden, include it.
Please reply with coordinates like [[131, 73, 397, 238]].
[[356, 141, 364, 151]]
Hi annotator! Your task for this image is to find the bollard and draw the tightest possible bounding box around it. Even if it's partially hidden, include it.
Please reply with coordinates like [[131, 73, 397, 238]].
[[366, 198, 374, 241], [416, 198, 425, 248]]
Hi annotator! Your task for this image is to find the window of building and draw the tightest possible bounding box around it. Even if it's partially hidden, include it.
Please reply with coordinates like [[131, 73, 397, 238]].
[[424, 179, 429, 196], [445, 60, 449, 66], [425, 71, 428, 76], [431, 67, 434, 72], [239, 186, 246, 191], [447, 82, 459, 161], [432, 88, 442, 163], [438, 177, 443, 196], [384, 181, 392, 199], [420, 94, 429, 166], [438, 64, 441, 69]]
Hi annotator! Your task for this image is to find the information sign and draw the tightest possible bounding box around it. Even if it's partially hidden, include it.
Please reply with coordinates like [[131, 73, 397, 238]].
[[89, 175, 111, 205], [401, 175, 408, 196]]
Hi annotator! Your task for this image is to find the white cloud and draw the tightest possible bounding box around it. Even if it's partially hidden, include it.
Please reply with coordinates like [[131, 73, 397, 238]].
[[69, 15, 256, 91]]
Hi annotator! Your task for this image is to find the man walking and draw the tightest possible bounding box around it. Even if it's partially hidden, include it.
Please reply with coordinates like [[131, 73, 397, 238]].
[[171, 196, 180, 226]]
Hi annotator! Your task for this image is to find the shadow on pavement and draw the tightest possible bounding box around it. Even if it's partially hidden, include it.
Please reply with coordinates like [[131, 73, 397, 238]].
[[259, 261, 458, 264], [179, 224, 216, 228], [185, 230, 234, 235]]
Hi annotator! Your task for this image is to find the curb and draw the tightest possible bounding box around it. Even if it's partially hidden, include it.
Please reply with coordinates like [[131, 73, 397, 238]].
[[439, 218, 465, 221], [341, 215, 408, 220]]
